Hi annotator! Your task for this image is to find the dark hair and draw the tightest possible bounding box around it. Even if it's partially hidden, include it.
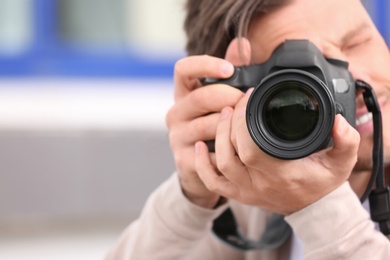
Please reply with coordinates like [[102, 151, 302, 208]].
[[184, 0, 290, 57]]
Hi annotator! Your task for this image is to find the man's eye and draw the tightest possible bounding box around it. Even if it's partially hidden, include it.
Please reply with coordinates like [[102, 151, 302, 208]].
[[346, 42, 364, 49], [343, 36, 372, 51]]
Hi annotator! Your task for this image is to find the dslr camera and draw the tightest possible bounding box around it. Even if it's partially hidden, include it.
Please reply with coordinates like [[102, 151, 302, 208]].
[[204, 39, 356, 159]]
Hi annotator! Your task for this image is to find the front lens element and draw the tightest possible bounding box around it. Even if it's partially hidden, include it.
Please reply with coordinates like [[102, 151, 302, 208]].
[[263, 83, 319, 141]]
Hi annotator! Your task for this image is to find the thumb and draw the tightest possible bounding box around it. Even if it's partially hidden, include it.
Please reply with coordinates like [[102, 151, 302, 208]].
[[224, 38, 252, 66], [327, 114, 360, 163]]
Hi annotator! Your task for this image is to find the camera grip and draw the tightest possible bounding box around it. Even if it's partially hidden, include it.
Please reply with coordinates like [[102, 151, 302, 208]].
[[202, 65, 264, 92], [201, 66, 262, 152]]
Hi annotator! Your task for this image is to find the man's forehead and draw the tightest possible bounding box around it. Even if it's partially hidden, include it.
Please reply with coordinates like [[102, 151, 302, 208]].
[[251, 0, 370, 39], [247, 0, 372, 62]]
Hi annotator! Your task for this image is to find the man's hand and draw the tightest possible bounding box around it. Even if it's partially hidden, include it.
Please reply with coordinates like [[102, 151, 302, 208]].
[[195, 90, 360, 214], [166, 38, 252, 209]]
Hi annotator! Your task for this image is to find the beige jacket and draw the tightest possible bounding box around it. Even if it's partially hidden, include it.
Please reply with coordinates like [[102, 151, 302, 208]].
[[105, 174, 390, 260]]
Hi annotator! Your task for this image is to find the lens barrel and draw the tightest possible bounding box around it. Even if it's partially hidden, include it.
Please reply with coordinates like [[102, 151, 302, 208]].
[[246, 69, 335, 159]]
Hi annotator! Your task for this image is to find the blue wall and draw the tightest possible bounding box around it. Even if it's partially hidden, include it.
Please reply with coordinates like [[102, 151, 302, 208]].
[[0, 0, 177, 78], [0, 0, 388, 79]]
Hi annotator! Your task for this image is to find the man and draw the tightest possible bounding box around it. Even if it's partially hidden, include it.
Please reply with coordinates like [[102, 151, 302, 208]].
[[106, 0, 390, 259]]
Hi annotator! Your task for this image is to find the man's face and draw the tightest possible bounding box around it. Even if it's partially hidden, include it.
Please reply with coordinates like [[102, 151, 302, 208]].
[[247, 0, 390, 174]]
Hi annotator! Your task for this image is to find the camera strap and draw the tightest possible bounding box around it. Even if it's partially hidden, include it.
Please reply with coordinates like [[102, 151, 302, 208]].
[[356, 80, 390, 235], [211, 80, 389, 251], [212, 208, 292, 251]]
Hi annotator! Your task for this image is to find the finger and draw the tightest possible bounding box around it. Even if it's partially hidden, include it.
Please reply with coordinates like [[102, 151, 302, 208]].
[[324, 115, 360, 176], [224, 38, 252, 66], [209, 153, 217, 168], [231, 88, 279, 168], [215, 107, 249, 185], [231, 88, 256, 151], [168, 113, 220, 146], [173, 147, 217, 180], [195, 141, 239, 198], [174, 56, 234, 101], [234, 87, 253, 116], [166, 84, 244, 125]]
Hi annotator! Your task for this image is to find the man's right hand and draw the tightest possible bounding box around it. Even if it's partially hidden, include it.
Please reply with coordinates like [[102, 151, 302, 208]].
[[166, 39, 251, 208], [166, 55, 240, 208]]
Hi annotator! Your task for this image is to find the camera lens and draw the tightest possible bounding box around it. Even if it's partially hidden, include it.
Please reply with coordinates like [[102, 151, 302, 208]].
[[246, 70, 335, 159], [264, 83, 319, 141]]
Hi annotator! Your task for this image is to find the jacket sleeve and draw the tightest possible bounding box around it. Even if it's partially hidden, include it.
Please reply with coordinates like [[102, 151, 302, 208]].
[[104, 173, 243, 260], [285, 182, 390, 260]]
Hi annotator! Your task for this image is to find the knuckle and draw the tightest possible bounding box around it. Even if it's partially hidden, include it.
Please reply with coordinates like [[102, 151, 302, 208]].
[[165, 109, 173, 128], [352, 130, 361, 146], [191, 118, 210, 135], [239, 150, 257, 166], [217, 160, 230, 173], [165, 106, 178, 129], [192, 88, 209, 105], [174, 58, 187, 76], [344, 129, 361, 155], [205, 181, 218, 193], [217, 156, 232, 173]]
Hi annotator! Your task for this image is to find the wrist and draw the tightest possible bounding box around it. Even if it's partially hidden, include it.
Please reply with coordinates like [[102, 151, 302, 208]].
[[182, 189, 221, 209]]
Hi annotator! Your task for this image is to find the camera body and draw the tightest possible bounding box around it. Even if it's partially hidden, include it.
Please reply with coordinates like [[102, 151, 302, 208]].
[[204, 39, 356, 159]]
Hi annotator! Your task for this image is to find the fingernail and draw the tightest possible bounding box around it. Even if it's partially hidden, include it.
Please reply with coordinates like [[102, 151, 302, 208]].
[[246, 87, 254, 96], [221, 62, 234, 77]]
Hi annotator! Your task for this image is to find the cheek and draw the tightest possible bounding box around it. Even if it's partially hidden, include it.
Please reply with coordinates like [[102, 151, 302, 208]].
[[346, 44, 390, 80], [368, 51, 390, 81]]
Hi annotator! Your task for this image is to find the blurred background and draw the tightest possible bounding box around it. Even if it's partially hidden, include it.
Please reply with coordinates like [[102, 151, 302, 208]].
[[0, 0, 388, 259]]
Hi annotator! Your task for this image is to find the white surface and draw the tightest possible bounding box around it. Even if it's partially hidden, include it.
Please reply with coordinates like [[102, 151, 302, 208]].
[[0, 79, 174, 130], [0, 79, 174, 260], [0, 221, 123, 260], [0, 232, 116, 260]]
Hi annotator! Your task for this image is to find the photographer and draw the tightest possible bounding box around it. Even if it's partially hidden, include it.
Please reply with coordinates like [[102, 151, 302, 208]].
[[106, 0, 390, 259]]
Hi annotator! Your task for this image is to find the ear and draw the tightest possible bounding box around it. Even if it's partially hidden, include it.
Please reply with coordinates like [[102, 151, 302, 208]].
[[224, 37, 252, 66]]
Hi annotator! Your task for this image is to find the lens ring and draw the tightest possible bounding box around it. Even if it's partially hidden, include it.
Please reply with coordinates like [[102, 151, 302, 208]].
[[246, 69, 335, 159]]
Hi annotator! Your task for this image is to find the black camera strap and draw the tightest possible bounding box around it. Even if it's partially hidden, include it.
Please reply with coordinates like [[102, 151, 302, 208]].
[[211, 80, 389, 251], [356, 80, 390, 235], [212, 208, 292, 251]]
